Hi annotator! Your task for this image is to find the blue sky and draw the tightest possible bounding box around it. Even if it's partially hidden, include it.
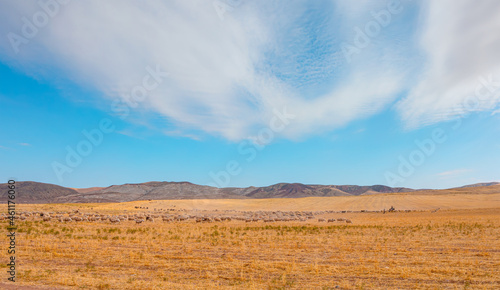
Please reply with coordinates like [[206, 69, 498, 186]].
[[0, 0, 499, 189]]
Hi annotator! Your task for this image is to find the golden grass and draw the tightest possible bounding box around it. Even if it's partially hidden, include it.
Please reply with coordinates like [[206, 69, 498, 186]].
[[26, 192, 500, 213], [2, 202, 499, 289]]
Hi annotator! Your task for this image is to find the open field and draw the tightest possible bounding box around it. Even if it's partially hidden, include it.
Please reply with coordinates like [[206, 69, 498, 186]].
[[2, 194, 500, 289], [24, 192, 500, 213]]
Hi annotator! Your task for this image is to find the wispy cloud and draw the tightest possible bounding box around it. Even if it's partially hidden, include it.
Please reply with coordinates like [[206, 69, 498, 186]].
[[0, 0, 498, 141], [437, 168, 472, 179], [19, 143, 31, 146], [396, 0, 500, 129], [0, 1, 412, 141]]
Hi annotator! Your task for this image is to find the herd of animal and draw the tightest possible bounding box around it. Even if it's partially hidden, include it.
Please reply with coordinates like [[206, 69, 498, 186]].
[[2, 209, 356, 224]]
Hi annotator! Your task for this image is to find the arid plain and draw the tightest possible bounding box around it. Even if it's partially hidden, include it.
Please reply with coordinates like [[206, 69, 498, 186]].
[[2, 187, 499, 289]]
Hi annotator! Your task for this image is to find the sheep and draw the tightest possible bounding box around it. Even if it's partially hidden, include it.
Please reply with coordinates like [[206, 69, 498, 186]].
[[318, 218, 326, 222]]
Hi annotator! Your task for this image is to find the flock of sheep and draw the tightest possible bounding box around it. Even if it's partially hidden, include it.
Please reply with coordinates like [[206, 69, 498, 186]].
[[3, 209, 354, 224]]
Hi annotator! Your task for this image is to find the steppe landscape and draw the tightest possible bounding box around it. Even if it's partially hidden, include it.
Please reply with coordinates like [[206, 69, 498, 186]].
[[2, 184, 499, 289], [2, 1, 500, 289]]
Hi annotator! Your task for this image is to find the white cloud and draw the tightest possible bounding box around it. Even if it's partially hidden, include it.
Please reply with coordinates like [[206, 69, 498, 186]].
[[396, 0, 500, 129], [437, 168, 471, 179], [0, 0, 414, 141], [1, 0, 497, 141]]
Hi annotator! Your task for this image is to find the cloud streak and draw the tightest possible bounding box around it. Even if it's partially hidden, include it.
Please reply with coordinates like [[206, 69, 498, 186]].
[[0, 0, 499, 141], [437, 168, 472, 179], [396, 0, 500, 128]]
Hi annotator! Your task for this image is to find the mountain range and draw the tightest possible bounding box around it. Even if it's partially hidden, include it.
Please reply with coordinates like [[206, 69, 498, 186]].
[[0, 181, 498, 204]]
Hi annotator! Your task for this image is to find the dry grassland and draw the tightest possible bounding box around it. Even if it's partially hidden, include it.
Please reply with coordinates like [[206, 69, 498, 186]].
[[2, 194, 499, 289], [25, 192, 500, 213]]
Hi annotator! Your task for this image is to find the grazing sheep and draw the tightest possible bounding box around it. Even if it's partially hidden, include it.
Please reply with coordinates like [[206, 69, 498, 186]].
[[63, 217, 72, 222], [345, 219, 352, 223], [318, 218, 326, 222], [135, 219, 143, 224], [327, 219, 335, 223]]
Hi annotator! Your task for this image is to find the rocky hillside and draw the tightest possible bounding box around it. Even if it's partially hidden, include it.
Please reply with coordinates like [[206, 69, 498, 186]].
[[0, 181, 79, 204], [1, 180, 497, 204]]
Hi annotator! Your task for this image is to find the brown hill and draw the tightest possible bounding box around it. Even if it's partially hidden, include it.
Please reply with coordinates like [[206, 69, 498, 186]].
[[64, 181, 248, 203], [405, 184, 500, 195], [458, 182, 499, 188], [72, 187, 105, 193], [1, 181, 498, 204], [0, 181, 79, 204]]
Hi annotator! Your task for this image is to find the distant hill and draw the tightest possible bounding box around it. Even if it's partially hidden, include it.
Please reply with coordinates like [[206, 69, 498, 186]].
[[239, 183, 413, 198], [458, 182, 499, 188], [72, 187, 106, 193], [0, 181, 79, 204], [0, 180, 498, 204]]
